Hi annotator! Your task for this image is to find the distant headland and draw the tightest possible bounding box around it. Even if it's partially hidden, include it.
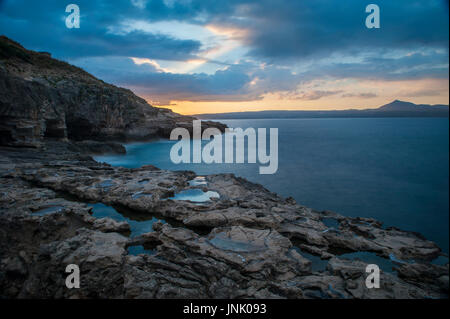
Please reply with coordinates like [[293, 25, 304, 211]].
[[196, 100, 449, 120]]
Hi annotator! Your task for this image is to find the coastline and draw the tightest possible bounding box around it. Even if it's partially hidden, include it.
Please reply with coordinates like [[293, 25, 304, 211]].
[[1, 36, 448, 299], [94, 118, 450, 254], [0, 140, 448, 298]]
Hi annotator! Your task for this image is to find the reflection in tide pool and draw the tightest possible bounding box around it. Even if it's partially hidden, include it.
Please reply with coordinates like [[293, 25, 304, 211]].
[[293, 247, 329, 272], [321, 218, 340, 229], [189, 176, 207, 186], [127, 245, 156, 256], [88, 203, 165, 238], [168, 189, 220, 202]]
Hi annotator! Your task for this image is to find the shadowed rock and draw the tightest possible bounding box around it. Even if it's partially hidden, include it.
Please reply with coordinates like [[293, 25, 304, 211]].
[[0, 36, 226, 147], [0, 141, 448, 299]]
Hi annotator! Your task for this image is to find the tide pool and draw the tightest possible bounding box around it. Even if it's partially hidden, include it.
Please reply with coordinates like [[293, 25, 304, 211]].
[[95, 118, 449, 252]]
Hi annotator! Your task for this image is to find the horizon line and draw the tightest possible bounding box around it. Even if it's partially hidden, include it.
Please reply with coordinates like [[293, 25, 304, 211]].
[[168, 100, 450, 116]]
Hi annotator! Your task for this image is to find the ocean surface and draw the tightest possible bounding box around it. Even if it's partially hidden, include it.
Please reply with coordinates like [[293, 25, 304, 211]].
[[95, 118, 449, 253]]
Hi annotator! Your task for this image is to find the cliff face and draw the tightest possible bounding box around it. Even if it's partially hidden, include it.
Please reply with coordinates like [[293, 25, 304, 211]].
[[0, 36, 225, 147]]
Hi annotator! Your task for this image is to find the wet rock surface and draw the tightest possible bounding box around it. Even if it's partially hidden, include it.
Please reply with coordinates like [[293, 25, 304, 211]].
[[0, 141, 448, 299]]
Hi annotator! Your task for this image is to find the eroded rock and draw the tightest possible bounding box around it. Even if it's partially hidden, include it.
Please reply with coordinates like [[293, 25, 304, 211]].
[[0, 141, 447, 299]]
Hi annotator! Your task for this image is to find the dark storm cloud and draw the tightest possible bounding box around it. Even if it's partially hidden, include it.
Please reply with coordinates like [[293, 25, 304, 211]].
[[0, 0, 201, 60], [2, 0, 447, 61], [0, 0, 448, 102], [211, 0, 449, 61], [307, 50, 449, 81]]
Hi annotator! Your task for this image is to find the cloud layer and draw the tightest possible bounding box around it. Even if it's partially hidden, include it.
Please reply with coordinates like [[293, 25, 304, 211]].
[[0, 0, 448, 109]]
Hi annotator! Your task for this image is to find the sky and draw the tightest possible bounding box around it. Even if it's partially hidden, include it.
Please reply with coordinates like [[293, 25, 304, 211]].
[[0, 0, 448, 114]]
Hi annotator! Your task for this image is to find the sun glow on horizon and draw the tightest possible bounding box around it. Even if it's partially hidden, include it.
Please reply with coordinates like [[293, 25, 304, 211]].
[[142, 78, 449, 115]]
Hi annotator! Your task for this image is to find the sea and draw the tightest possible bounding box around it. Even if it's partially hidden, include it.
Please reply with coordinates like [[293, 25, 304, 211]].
[[94, 117, 449, 253]]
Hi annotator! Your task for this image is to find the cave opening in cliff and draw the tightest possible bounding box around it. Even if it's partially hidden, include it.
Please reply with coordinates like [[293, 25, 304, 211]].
[[65, 117, 93, 140], [43, 119, 66, 139], [0, 129, 13, 145]]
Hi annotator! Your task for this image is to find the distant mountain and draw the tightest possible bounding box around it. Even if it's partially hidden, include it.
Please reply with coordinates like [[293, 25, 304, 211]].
[[377, 100, 448, 112], [196, 100, 449, 120]]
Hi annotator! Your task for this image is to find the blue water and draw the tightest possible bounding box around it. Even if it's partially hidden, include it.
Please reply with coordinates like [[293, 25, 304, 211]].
[[167, 189, 220, 202], [95, 118, 449, 252], [88, 203, 165, 238]]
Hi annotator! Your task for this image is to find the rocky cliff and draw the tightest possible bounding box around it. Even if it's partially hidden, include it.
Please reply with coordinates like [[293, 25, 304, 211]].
[[0, 36, 225, 147]]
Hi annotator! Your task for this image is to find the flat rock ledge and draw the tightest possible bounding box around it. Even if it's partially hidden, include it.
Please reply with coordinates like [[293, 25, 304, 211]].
[[0, 142, 448, 299]]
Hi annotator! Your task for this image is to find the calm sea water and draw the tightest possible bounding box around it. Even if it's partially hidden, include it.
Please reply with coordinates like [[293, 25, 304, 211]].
[[95, 118, 449, 252]]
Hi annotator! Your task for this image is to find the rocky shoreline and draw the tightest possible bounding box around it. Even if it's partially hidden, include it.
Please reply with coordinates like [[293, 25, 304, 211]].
[[0, 141, 448, 298], [1, 36, 448, 299]]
